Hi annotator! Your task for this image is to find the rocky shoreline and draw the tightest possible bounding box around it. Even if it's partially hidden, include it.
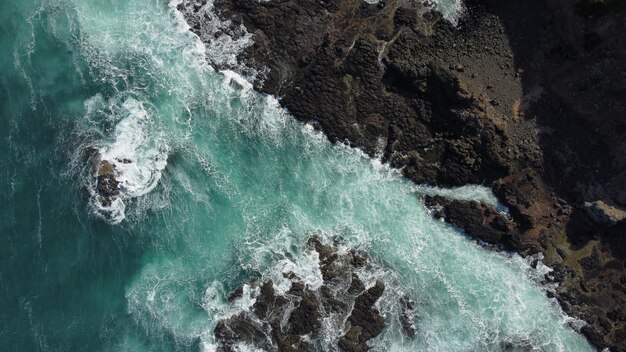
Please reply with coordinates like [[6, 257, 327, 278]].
[[178, 0, 626, 350]]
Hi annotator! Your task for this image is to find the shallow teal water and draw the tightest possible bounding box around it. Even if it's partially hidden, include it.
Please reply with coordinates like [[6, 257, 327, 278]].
[[0, 1, 595, 351]]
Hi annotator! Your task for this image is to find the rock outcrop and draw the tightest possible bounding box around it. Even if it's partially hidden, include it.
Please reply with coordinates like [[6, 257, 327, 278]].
[[212, 237, 414, 351], [424, 195, 517, 248], [95, 159, 120, 206]]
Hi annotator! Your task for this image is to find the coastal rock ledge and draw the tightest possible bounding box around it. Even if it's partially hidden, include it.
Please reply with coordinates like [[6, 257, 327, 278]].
[[178, 0, 626, 349]]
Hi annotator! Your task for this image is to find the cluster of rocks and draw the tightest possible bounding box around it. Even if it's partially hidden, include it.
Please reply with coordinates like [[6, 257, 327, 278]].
[[178, 0, 626, 349], [213, 237, 416, 351]]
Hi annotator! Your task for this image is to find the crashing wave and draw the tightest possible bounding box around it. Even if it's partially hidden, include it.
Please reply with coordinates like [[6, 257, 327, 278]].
[[175, 0, 255, 74], [85, 95, 169, 224]]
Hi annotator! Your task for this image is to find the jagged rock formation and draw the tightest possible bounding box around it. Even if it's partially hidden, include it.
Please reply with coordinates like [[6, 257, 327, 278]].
[[213, 237, 415, 351], [424, 195, 517, 248]]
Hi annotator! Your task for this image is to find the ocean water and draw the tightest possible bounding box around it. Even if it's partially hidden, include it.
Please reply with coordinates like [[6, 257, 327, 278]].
[[0, 0, 594, 351]]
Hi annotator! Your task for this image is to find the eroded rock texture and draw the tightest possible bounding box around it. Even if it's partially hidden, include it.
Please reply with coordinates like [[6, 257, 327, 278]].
[[213, 237, 416, 351]]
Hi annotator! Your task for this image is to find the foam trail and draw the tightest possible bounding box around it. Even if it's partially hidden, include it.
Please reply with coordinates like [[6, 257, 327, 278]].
[[415, 183, 510, 212]]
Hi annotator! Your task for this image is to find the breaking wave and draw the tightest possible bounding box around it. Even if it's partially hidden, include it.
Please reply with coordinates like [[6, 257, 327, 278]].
[[83, 94, 169, 223]]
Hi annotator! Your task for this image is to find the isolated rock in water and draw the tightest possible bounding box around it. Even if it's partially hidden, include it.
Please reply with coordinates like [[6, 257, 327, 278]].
[[583, 201, 626, 225], [213, 236, 414, 351], [95, 159, 120, 206]]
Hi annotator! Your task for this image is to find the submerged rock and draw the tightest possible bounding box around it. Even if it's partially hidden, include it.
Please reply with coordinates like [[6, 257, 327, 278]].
[[399, 295, 417, 338]]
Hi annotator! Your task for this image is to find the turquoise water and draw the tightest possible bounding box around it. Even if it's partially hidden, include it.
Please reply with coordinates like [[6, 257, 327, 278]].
[[0, 0, 594, 351]]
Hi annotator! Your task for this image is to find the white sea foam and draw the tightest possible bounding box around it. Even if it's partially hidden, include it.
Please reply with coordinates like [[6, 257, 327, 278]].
[[72, 0, 255, 224], [424, 0, 466, 24], [81, 0, 262, 224], [82, 94, 169, 223], [364, 0, 466, 24], [98, 98, 168, 197], [177, 0, 253, 71], [220, 69, 254, 92]]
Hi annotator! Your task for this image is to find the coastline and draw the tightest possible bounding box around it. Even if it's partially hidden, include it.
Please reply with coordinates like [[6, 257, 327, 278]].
[[178, 0, 626, 350]]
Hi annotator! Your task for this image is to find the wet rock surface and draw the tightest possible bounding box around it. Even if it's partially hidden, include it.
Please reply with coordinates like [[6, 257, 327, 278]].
[[95, 160, 120, 205], [178, 0, 626, 349], [212, 237, 413, 351], [425, 195, 517, 248]]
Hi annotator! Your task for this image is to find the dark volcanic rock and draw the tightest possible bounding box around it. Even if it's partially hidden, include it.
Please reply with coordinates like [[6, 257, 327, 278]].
[[344, 281, 385, 344], [425, 195, 516, 247], [286, 281, 322, 336], [180, 0, 517, 188], [212, 237, 412, 351], [214, 313, 271, 351], [94, 159, 121, 207], [399, 295, 417, 338]]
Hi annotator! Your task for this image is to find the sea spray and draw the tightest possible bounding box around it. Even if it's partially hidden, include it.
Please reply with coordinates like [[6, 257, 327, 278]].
[[83, 94, 169, 223]]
